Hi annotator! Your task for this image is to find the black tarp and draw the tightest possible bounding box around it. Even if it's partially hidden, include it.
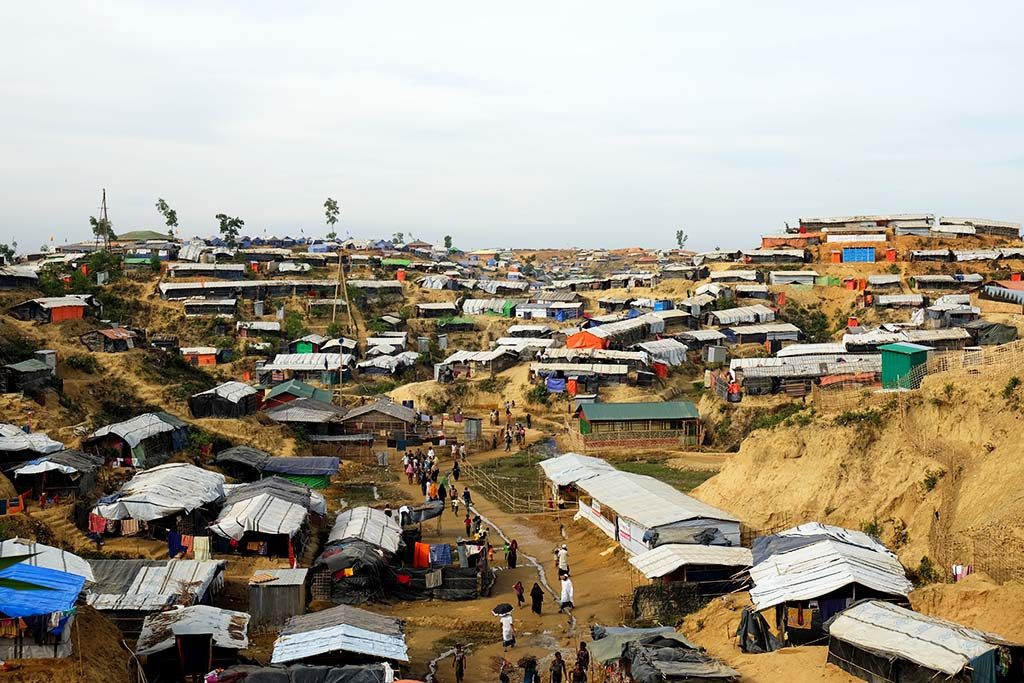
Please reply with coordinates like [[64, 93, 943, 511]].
[[964, 320, 1018, 346], [218, 664, 391, 683], [736, 607, 781, 654], [644, 526, 731, 548], [624, 635, 740, 682]]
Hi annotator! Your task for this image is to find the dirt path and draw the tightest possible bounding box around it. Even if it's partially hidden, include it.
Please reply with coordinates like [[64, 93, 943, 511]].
[[374, 427, 636, 681]]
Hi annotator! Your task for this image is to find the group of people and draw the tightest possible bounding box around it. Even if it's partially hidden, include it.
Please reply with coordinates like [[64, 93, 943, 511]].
[[489, 643, 591, 683]]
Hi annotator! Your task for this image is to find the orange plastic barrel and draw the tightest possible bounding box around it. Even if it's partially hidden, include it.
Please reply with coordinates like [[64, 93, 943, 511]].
[[396, 268, 407, 282]]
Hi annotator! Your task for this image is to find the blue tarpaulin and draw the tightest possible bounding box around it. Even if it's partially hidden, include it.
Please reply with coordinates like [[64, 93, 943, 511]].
[[546, 377, 567, 393], [430, 544, 453, 567], [0, 563, 85, 617]]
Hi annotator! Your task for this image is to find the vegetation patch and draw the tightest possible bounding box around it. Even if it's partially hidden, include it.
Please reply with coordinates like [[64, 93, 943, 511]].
[[66, 352, 100, 374], [834, 408, 884, 428], [921, 468, 946, 492], [617, 458, 715, 493], [749, 403, 807, 431], [778, 302, 831, 343]]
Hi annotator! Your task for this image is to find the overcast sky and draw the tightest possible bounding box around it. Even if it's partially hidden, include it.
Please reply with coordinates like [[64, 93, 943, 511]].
[[3, 1, 1023, 251]]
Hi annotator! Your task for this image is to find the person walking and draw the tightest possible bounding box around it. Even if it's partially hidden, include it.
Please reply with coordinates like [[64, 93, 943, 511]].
[[405, 461, 414, 485], [529, 582, 544, 615], [513, 580, 525, 608], [459, 443, 467, 461], [452, 461, 461, 482], [462, 487, 472, 508], [549, 652, 567, 683], [451, 493, 460, 516], [506, 538, 518, 569], [504, 431, 513, 452], [570, 662, 587, 683], [559, 574, 574, 614], [500, 613, 516, 651], [576, 642, 590, 673], [526, 413, 532, 429], [464, 513, 472, 537], [556, 544, 569, 575], [452, 643, 467, 683]]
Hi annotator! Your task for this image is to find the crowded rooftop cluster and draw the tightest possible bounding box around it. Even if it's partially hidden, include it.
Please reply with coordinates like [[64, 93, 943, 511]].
[[1, 208, 1024, 683]]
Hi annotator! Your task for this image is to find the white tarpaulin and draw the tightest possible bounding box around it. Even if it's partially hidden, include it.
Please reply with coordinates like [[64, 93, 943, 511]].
[[136, 605, 250, 656], [0, 539, 94, 582], [93, 463, 225, 521], [635, 339, 688, 366], [0, 424, 64, 455], [327, 506, 403, 555]]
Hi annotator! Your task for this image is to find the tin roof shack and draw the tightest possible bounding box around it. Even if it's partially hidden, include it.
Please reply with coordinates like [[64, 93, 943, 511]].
[[769, 270, 819, 286], [212, 446, 339, 489], [415, 302, 458, 319], [181, 346, 219, 366], [0, 265, 39, 290], [7, 294, 96, 323], [288, 334, 329, 354], [210, 477, 324, 558], [749, 523, 913, 645], [263, 379, 333, 410], [136, 605, 250, 676], [710, 270, 762, 284], [705, 304, 776, 327], [236, 321, 282, 338], [86, 559, 227, 638], [189, 381, 261, 418], [825, 600, 1024, 683], [0, 561, 86, 660], [12, 449, 102, 499], [337, 399, 417, 440], [573, 469, 740, 556], [911, 273, 984, 291], [629, 544, 752, 598], [579, 401, 703, 449], [265, 398, 347, 438], [83, 412, 190, 468], [261, 353, 353, 385], [182, 298, 237, 317], [879, 342, 930, 389], [538, 452, 617, 507], [661, 264, 709, 280], [743, 249, 809, 264], [940, 216, 1021, 239], [722, 322, 801, 345], [1, 358, 52, 394], [168, 262, 246, 279], [270, 603, 408, 667], [436, 348, 520, 380], [80, 327, 138, 352], [249, 569, 309, 632], [347, 279, 405, 303]]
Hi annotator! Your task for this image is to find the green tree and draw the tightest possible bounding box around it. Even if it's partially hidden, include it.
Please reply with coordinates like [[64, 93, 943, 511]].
[[90, 215, 116, 249], [324, 197, 340, 240], [778, 302, 831, 343], [444, 235, 453, 250], [215, 213, 244, 248], [675, 229, 688, 249], [0, 241, 16, 264], [283, 310, 307, 340], [155, 198, 179, 238], [392, 232, 404, 245]]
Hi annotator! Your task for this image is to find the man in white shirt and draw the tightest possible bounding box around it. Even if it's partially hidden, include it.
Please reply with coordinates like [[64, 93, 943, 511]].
[[500, 613, 516, 650], [559, 575, 574, 613]]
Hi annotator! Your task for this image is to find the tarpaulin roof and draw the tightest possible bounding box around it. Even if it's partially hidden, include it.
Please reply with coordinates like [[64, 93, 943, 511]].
[[826, 600, 1019, 677], [87, 559, 226, 611], [93, 463, 225, 521], [530, 362, 629, 376], [86, 412, 187, 449], [629, 544, 753, 579], [327, 506, 403, 555], [0, 563, 85, 618], [136, 605, 250, 656], [542, 348, 649, 363], [634, 339, 688, 366], [215, 445, 272, 470], [538, 453, 617, 486], [219, 664, 396, 683], [679, 329, 727, 342], [211, 478, 323, 541], [263, 457, 339, 477], [266, 380, 333, 404], [193, 381, 258, 403], [589, 627, 695, 665], [0, 539, 94, 582], [266, 398, 346, 424], [0, 424, 64, 455], [440, 348, 517, 365], [578, 471, 739, 529], [271, 603, 408, 664], [749, 538, 911, 611], [263, 353, 353, 371]]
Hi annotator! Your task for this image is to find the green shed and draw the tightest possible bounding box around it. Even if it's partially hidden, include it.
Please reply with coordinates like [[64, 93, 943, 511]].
[[502, 300, 517, 318], [578, 401, 702, 446], [879, 342, 930, 389]]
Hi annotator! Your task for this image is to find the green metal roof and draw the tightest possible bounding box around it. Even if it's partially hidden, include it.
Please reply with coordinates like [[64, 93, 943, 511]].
[[381, 258, 411, 267], [4, 358, 50, 373], [878, 342, 931, 355], [581, 401, 699, 422], [266, 379, 332, 403], [438, 317, 475, 326]]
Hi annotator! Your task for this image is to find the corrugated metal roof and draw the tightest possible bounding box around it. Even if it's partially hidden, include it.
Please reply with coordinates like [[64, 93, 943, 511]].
[[136, 605, 250, 656], [749, 539, 911, 611], [263, 353, 352, 371], [529, 362, 629, 375], [271, 604, 408, 664], [628, 544, 752, 579], [249, 568, 308, 587], [582, 401, 698, 422], [341, 398, 417, 423], [776, 343, 847, 357], [538, 453, 617, 486], [724, 322, 802, 336], [710, 270, 758, 281], [86, 412, 186, 449], [679, 330, 727, 342], [577, 471, 739, 529], [265, 398, 345, 424], [827, 600, 1017, 676], [708, 304, 775, 326], [87, 559, 226, 611], [876, 294, 923, 306]]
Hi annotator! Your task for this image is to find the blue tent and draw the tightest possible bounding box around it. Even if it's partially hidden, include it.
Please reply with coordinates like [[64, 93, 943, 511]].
[[0, 563, 85, 618]]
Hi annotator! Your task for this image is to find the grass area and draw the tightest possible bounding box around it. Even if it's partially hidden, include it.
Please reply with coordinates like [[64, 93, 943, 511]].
[[476, 449, 546, 487], [616, 459, 715, 493]]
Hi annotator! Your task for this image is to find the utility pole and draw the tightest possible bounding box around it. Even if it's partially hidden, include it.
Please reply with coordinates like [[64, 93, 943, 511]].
[[331, 247, 354, 332], [99, 188, 111, 251]]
